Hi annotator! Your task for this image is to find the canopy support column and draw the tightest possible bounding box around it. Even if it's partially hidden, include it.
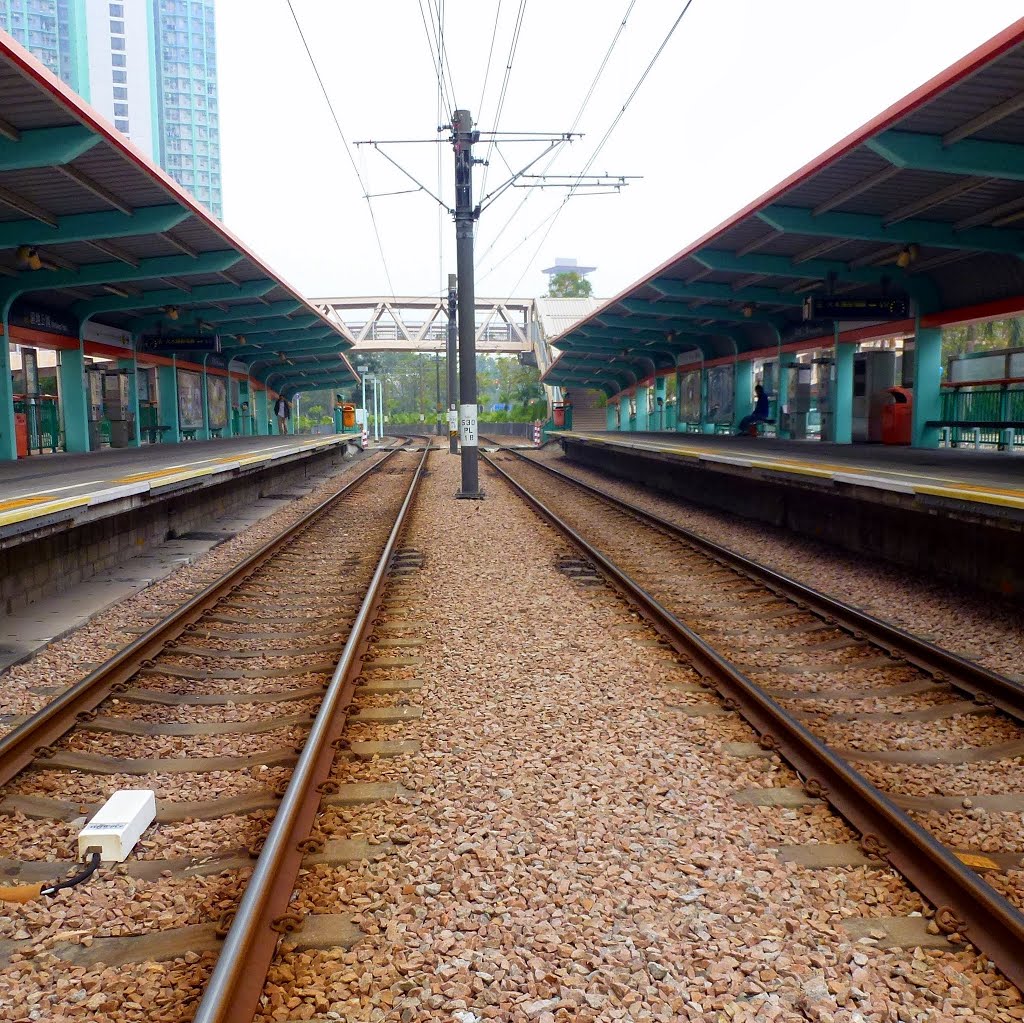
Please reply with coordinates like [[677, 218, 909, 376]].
[[60, 342, 90, 452], [833, 332, 855, 444], [254, 388, 269, 435], [635, 386, 649, 431], [911, 320, 942, 448], [776, 352, 797, 439], [1, 329, 16, 461], [157, 361, 180, 443], [653, 375, 667, 431], [732, 359, 752, 434]]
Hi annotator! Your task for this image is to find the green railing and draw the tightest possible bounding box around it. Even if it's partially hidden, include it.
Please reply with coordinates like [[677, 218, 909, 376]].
[[939, 384, 1024, 447], [13, 397, 63, 454]]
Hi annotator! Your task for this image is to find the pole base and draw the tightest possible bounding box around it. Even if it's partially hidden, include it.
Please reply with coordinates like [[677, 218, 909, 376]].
[[455, 489, 485, 500]]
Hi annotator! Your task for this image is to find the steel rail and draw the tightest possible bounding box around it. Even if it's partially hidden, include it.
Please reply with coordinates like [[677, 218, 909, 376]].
[[481, 450, 1024, 992], [0, 441, 409, 788], [194, 443, 431, 1023], [502, 449, 1024, 721]]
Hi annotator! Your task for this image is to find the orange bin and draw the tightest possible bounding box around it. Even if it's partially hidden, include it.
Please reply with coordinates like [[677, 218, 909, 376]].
[[881, 387, 912, 445], [552, 403, 566, 428], [14, 412, 28, 458], [342, 403, 356, 428]]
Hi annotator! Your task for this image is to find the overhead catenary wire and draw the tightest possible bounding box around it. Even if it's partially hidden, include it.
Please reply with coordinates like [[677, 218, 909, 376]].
[[416, 0, 456, 119], [494, 0, 697, 298], [477, 0, 504, 121], [285, 0, 396, 299], [475, 0, 637, 270], [478, 0, 529, 201]]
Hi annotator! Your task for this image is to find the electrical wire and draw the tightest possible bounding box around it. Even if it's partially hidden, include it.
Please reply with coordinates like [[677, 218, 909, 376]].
[[477, 0, 504, 120], [496, 0, 698, 299], [427, 0, 459, 113], [479, 0, 528, 200], [416, 0, 456, 119], [285, 0, 397, 299], [475, 0, 637, 269]]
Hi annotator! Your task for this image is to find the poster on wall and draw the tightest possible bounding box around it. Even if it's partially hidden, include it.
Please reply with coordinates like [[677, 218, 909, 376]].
[[678, 370, 701, 422], [706, 366, 734, 423], [22, 348, 39, 396], [177, 370, 204, 429], [208, 376, 228, 431]]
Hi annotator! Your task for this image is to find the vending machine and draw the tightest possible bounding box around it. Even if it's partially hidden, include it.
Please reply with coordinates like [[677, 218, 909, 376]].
[[105, 369, 134, 447], [780, 362, 813, 440]]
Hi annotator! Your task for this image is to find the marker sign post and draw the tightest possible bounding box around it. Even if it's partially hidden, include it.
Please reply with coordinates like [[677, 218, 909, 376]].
[[459, 404, 478, 447]]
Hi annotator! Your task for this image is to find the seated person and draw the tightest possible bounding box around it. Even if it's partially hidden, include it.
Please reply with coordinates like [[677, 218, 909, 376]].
[[738, 384, 770, 434]]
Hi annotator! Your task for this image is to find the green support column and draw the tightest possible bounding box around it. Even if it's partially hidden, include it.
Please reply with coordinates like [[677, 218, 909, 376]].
[[1, 331, 15, 460], [118, 357, 141, 446], [733, 360, 752, 433], [239, 380, 250, 435], [199, 361, 210, 441], [776, 352, 797, 439], [653, 376, 667, 431], [606, 402, 617, 430], [834, 337, 855, 444], [911, 320, 942, 448], [635, 386, 649, 431], [254, 389, 269, 435], [157, 362, 180, 443], [60, 344, 90, 452]]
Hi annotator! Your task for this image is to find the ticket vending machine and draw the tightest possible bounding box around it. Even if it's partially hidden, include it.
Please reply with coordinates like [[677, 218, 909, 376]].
[[105, 369, 134, 447], [87, 365, 105, 449], [780, 363, 813, 440], [852, 350, 897, 442]]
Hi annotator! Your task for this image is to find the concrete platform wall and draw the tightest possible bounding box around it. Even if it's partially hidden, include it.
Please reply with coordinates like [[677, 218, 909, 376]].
[[0, 445, 350, 615], [562, 440, 1024, 600]]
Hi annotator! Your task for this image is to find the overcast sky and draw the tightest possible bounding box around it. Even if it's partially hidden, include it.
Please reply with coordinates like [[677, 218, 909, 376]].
[[214, 1, 1023, 304]]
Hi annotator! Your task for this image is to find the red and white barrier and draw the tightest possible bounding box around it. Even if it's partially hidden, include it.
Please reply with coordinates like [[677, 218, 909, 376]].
[[533, 420, 542, 447], [361, 426, 368, 447]]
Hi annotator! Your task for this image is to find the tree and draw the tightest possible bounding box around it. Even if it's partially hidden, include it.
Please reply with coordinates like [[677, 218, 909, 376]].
[[547, 271, 593, 298]]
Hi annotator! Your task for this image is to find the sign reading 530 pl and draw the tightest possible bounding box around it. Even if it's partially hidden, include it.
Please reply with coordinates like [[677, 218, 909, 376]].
[[459, 404, 478, 447]]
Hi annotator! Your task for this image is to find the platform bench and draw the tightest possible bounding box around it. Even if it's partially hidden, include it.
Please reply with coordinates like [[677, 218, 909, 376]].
[[142, 425, 172, 444], [209, 427, 223, 439], [180, 428, 199, 441], [926, 419, 1024, 451]]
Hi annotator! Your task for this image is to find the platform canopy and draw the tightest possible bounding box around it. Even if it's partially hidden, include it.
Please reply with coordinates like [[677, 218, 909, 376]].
[[544, 19, 1024, 397], [0, 33, 356, 400]]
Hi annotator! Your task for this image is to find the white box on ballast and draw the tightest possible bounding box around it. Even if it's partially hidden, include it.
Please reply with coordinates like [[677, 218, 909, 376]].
[[77, 789, 156, 862]]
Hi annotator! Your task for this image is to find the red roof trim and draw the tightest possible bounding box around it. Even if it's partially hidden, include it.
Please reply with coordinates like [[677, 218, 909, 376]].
[[543, 16, 1024, 360], [0, 30, 357, 383]]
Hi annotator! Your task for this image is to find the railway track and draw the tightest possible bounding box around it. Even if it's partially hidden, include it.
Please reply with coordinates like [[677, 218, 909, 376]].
[[0, 439, 430, 1022], [481, 447, 1024, 991]]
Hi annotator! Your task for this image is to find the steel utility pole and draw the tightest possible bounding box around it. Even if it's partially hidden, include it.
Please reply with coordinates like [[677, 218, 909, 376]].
[[453, 110, 480, 497], [446, 272, 458, 455]]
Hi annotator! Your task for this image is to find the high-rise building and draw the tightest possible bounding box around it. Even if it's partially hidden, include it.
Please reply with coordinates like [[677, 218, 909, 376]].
[[0, 0, 222, 218]]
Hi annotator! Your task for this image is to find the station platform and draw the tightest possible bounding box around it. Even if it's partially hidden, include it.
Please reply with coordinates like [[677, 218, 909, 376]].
[[0, 433, 361, 618], [557, 431, 1024, 597], [0, 434, 356, 541]]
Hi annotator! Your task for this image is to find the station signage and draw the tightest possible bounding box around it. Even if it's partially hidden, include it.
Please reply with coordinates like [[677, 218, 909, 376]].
[[139, 333, 221, 354], [803, 295, 909, 321], [9, 299, 79, 338]]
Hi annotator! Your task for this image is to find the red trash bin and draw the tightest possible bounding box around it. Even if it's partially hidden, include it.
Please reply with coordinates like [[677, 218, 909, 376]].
[[552, 403, 566, 428], [881, 387, 912, 445], [14, 412, 29, 458]]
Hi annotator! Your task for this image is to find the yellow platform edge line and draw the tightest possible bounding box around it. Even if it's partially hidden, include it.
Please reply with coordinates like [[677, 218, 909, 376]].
[[0, 495, 89, 528]]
